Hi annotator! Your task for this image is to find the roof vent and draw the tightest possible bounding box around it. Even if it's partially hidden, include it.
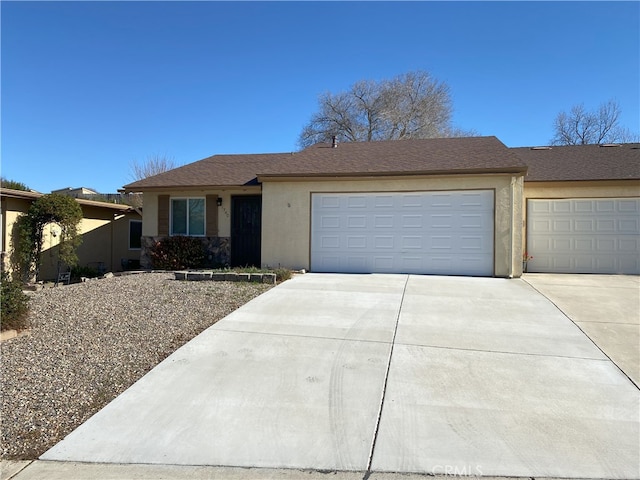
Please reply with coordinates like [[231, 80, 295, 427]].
[[331, 136, 338, 148], [530, 146, 552, 150], [599, 143, 621, 147]]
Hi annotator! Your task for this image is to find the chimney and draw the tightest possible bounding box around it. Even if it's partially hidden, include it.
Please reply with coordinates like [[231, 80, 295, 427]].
[[331, 136, 338, 148]]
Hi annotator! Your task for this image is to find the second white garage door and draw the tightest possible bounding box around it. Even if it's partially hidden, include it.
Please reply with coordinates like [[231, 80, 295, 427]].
[[311, 190, 494, 276], [527, 198, 640, 274]]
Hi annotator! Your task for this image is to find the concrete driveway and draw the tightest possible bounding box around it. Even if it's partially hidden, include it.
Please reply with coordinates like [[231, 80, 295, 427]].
[[523, 273, 640, 387], [29, 274, 640, 479]]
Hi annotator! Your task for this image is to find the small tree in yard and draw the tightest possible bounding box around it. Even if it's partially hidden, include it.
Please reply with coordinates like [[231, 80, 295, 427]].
[[14, 194, 83, 281]]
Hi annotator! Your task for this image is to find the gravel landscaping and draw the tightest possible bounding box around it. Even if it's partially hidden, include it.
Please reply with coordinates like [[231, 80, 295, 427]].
[[1, 272, 273, 460]]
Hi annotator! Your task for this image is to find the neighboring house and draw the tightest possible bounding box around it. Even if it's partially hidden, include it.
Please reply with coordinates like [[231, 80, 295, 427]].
[[0, 188, 143, 281], [52, 186, 100, 197], [52, 186, 141, 205], [516, 143, 640, 274], [123, 137, 640, 277]]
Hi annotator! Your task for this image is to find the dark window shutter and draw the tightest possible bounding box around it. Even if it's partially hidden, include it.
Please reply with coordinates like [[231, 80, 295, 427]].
[[158, 195, 169, 236], [206, 195, 219, 236]]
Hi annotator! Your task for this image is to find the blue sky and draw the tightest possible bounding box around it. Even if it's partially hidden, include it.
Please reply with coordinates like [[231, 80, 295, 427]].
[[2, 1, 638, 194]]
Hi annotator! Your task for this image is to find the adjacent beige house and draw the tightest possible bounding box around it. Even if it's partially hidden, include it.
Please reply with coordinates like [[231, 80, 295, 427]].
[[517, 144, 639, 274], [124, 137, 639, 277], [0, 188, 143, 281]]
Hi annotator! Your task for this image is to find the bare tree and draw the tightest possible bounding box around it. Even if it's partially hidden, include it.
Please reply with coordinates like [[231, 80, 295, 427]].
[[550, 99, 639, 145], [129, 154, 178, 181], [298, 71, 472, 148]]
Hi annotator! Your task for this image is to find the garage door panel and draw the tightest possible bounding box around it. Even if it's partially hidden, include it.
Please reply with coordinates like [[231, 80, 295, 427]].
[[596, 200, 615, 212], [320, 196, 340, 208], [320, 235, 340, 249], [596, 219, 615, 232], [312, 191, 494, 275], [595, 238, 614, 251], [527, 198, 640, 274], [574, 220, 594, 232], [347, 196, 367, 208], [375, 236, 395, 249], [553, 220, 572, 232], [574, 238, 594, 251], [374, 195, 394, 208], [401, 236, 422, 249], [402, 215, 422, 228], [321, 216, 340, 228], [402, 195, 423, 207], [460, 192, 489, 209], [619, 238, 640, 251], [346, 236, 367, 249], [619, 218, 639, 233], [574, 200, 596, 213], [618, 199, 639, 212], [531, 219, 552, 232], [552, 201, 572, 213]]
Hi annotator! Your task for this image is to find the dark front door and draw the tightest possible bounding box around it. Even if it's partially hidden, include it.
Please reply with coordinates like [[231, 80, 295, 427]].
[[231, 195, 262, 267]]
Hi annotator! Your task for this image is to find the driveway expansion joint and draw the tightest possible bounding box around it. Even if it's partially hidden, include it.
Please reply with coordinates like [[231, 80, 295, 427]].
[[522, 277, 640, 391], [364, 275, 409, 479]]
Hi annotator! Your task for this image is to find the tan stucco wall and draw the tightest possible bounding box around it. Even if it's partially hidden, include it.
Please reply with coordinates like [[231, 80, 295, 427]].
[[1, 197, 31, 273], [141, 187, 261, 238], [261, 174, 524, 277], [522, 180, 640, 252], [524, 180, 640, 200], [112, 214, 143, 269], [39, 206, 144, 279]]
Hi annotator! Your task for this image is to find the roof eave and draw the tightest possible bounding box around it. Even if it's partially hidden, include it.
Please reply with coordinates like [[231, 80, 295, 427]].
[[122, 183, 261, 193], [257, 167, 528, 182], [525, 177, 640, 183], [0, 187, 136, 212]]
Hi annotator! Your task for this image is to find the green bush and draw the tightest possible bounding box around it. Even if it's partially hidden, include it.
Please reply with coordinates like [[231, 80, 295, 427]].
[[1, 271, 30, 331], [70, 265, 101, 281], [149, 236, 206, 270]]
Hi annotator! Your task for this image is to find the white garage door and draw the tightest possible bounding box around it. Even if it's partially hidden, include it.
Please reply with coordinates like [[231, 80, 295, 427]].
[[527, 198, 640, 274], [311, 190, 494, 276]]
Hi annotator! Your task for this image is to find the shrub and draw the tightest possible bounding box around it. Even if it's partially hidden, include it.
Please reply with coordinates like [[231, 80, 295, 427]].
[[273, 268, 292, 282], [70, 265, 101, 281], [149, 236, 206, 270], [1, 271, 30, 331]]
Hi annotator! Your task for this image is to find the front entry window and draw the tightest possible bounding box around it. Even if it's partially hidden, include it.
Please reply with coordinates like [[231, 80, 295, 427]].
[[171, 198, 205, 236]]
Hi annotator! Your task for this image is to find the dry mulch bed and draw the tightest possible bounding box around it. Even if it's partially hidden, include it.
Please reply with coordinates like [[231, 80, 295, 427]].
[[1, 273, 273, 459]]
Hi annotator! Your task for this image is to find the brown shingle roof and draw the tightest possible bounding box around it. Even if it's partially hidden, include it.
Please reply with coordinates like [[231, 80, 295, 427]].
[[258, 136, 525, 178], [512, 144, 640, 182], [123, 153, 291, 190], [123, 137, 525, 191]]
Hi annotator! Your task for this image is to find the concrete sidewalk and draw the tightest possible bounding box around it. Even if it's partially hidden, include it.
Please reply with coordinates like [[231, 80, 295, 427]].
[[0, 460, 606, 480], [6, 274, 639, 479]]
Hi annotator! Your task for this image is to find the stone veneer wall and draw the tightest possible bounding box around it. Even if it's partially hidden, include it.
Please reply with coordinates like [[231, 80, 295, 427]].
[[140, 236, 231, 269]]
